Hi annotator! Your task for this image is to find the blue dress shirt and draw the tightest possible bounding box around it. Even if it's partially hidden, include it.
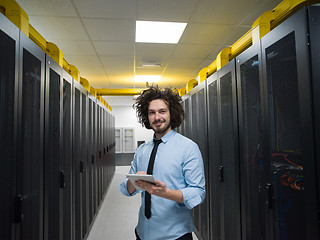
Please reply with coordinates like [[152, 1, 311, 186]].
[[119, 130, 206, 240]]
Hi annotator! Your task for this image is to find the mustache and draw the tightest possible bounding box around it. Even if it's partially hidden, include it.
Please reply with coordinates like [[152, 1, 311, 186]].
[[152, 120, 165, 124]]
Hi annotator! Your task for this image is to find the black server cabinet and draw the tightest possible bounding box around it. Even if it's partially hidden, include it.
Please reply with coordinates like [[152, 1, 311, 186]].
[[73, 80, 88, 240], [182, 95, 191, 139], [189, 81, 210, 240], [62, 71, 73, 240], [0, 13, 19, 240], [88, 97, 94, 222], [236, 42, 267, 240], [219, 60, 241, 240], [44, 55, 62, 240], [308, 6, 320, 212], [110, 115, 116, 177], [92, 99, 98, 214], [260, 7, 319, 240], [97, 105, 103, 203], [207, 60, 241, 240], [103, 110, 108, 193], [17, 30, 45, 240], [206, 71, 221, 240], [44, 56, 73, 240], [88, 95, 99, 222], [189, 91, 200, 235], [81, 91, 89, 239]]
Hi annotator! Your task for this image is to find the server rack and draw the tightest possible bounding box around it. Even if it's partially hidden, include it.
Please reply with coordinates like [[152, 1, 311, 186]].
[[260, 6, 319, 240], [206, 71, 221, 240], [88, 96, 94, 223], [217, 60, 241, 240], [81, 91, 89, 239], [0, 12, 19, 240], [44, 55, 63, 240], [62, 70, 73, 240], [72, 80, 88, 240], [17, 31, 45, 240], [188, 81, 210, 240], [307, 5, 320, 216], [236, 41, 267, 240]]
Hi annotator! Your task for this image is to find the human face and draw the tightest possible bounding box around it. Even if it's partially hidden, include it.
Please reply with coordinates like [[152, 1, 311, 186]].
[[148, 99, 172, 139]]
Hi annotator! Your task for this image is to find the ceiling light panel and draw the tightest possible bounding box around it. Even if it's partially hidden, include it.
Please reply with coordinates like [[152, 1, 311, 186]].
[[136, 21, 187, 44], [135, 75, 161, 82]]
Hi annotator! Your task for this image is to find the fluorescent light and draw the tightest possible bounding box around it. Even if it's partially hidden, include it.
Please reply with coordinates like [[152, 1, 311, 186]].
[[142, 63, 161, 67], [135, 75, 161, 82], [136, 21, 187, 44]]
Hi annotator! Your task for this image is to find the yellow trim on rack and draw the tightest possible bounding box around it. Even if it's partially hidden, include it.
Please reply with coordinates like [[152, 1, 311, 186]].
[[216, 47, 231, 70], [177, 87, 186, 97], [198, 67, 209, 83], [186, 79, 198, 93], [90, 87, 97, 97], [96, 88, 145, 96], [68, 65, 80, 82], [80, 77, 90, 92], [208, 60, 217, 78], [0, 0, 29, 36], [47, 42, 64, 67], [29, 24, 47, 53]]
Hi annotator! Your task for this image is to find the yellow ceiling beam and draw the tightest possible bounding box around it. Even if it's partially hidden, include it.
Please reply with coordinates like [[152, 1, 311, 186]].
[[96, 88, 146, 96]]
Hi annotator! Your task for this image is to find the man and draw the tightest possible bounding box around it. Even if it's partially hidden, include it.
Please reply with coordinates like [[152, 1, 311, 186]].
[[119, 85, 205, 240]]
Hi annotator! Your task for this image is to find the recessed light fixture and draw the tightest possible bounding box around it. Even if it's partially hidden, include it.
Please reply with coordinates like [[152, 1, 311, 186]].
[[136, 21, 187, 44], [135, 75, 161, 82], [142, 63, 161, 67]]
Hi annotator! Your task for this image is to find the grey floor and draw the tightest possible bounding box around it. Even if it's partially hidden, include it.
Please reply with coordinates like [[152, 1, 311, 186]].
[[86, 166, 199, 240]]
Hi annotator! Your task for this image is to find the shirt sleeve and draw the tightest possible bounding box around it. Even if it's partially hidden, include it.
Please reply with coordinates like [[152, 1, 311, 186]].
[[179, 143, 206, 209], [119, 153, 140, 196]]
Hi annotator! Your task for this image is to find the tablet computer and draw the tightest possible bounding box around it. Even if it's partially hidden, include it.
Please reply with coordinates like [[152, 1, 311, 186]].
[[126, 174, 155, 191]]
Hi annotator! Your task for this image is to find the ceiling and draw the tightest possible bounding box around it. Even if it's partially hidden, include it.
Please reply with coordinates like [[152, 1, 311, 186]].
[[16, 0, 283, 89]]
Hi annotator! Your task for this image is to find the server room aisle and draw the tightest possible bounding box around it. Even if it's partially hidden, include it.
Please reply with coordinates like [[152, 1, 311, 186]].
[[87, 166, 199, 240], [87, 166, 139, 239]]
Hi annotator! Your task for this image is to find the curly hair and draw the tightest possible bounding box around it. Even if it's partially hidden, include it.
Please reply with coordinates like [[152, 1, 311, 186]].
[[133, 85, 184, 129]]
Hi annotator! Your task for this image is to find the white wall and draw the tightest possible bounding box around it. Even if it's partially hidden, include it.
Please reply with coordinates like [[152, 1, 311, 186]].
[[112, 106, 154, 150]]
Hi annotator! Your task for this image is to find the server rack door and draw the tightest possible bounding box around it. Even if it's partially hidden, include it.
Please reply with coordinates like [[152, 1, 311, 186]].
[[206, 72, 221, 240], [92, 100, 98, 214], [96, 106, 101, 204], [17, 32, 45, 240], [73, 80, 87, 240], [102, 109, 106, 193], [81, 92, 89, 238], [0, 13, 19, 240], [183, 96, 191, 139], [62, 72, 73, 240], [44, 55, 62, 240], [111, 115, 116, 175], [236, 42, 267, 240], [88, 97, 94, 222], [73, 86, 81, 240], [195, 81, 210, 240], [189, 91, 200, 234], [261, 7, 319, 240], [104, 110, 109, 191], [218, 59, 241, 240], [308, 5, 320, 213]]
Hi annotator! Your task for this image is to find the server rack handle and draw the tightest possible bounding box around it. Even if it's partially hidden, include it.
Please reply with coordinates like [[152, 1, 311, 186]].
[[60, 171, 65, 188], [14, 194, 24, 223], [219, 166, 224, 182], [80, 160, 84, 173], [266, 183, 273, 209]]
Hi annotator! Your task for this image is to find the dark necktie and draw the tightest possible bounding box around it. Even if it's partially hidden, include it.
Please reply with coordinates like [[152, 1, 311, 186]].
[[145, 139, 162, 219]]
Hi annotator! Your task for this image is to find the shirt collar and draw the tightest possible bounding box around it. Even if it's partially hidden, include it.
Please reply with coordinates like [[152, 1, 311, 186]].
[[153, 129, 176, 144]]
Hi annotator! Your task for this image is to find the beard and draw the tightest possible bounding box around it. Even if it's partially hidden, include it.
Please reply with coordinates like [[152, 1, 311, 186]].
[[151, 120, 171, 135]]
